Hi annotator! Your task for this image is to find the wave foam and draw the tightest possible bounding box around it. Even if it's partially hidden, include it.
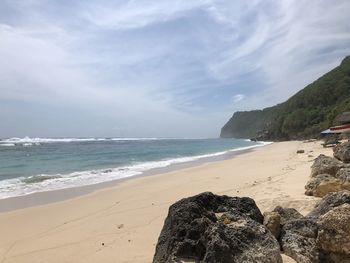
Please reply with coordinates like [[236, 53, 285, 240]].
[[0, 141, 271, 199], [0, 137, 180, 146]]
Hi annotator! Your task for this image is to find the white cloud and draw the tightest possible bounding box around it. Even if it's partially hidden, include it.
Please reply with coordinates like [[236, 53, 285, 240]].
[[82, 0, 209, 30], [232, 94, 245, 103]]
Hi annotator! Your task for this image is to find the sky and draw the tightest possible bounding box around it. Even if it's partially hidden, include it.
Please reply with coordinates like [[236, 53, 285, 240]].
[[1, 0, 350, 138]]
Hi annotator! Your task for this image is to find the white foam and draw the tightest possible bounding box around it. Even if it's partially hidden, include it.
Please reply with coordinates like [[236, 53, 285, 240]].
[[0, 143, 15, 147], [0, 141, 272, 199], [0, 137, 181, 146]]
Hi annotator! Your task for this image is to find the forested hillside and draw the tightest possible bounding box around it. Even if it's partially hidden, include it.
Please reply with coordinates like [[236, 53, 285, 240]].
[[221, 56, 350, 140]]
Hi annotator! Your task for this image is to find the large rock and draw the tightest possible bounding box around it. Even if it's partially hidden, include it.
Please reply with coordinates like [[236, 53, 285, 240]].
[[333, 141, 350, 163], [305, 174, 343, 197], [311, 154, 346, 177], [153, 192, 282, 263], [272, 206, 304, 225], [280, 218, 319, 263], [308, 191, 350, 218], [317, 204, 350, 262]]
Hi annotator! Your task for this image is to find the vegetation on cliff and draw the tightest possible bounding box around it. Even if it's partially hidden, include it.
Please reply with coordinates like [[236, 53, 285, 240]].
[[221, 56, 350, 140]]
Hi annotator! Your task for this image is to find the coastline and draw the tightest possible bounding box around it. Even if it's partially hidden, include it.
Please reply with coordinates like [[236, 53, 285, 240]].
[[0, 141, 332, 263], [0, 142, 266, 213]]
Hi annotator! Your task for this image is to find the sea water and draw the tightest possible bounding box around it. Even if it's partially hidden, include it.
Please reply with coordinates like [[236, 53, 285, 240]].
[[0, 137, 270, 199]]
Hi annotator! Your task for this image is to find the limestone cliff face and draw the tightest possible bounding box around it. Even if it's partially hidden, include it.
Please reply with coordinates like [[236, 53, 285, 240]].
[[221, 56, 350, 140]]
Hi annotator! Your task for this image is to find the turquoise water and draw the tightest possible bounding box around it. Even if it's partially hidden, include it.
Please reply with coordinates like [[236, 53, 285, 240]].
[[0, 137, 268, 198]]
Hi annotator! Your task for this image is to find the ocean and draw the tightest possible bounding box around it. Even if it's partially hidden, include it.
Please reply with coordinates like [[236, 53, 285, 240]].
[[0, 137, 270, 199]]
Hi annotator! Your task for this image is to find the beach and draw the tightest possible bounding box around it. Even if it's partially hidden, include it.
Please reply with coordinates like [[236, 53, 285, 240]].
[[0, 140, 332, 263]]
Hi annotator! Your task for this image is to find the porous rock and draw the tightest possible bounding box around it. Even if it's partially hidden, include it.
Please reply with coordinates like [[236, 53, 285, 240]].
[[272, 206, 303, 225], [280, 218, 319, 263], [333, 141, 350, 163], [307, 190, 350, 218], [310, 154, 346, 178], [305, 174, 342, 197], [336, 168, 350, 190], [153, 192, 282, 263], [316, 204, 350, 257]]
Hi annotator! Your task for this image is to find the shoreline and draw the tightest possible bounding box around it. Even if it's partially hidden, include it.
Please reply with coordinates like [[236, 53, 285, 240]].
[[0, 141, 332, 263], [0, 142, 267, 213]]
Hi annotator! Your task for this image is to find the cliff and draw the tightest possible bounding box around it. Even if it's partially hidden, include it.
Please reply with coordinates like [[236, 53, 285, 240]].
[[221, 56, 350, 140]]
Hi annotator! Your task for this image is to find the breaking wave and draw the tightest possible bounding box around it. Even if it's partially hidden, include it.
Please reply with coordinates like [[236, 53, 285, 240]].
[[0, 141, 271, 199]]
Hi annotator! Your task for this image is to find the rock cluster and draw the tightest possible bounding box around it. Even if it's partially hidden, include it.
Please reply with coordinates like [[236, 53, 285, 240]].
[[153, 191, 350, 263], [274, 191, 350, 263], [305, 145, 350, 197]]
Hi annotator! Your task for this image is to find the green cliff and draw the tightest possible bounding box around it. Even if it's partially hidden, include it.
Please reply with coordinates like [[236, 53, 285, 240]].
[[221, 56, 350, 140]]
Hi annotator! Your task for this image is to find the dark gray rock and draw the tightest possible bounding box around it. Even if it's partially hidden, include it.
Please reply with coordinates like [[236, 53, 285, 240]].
[[153, 192, 282, 263], [272, 206, 303, 225], [280, 218, 319, 263], [333, 141, 350, 163], [321, 253, 350, 263], [307, 191, 350, 218], [311, 154, 346, 178]]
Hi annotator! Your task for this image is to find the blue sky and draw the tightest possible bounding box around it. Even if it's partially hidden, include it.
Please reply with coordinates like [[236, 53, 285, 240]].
[[1, 0, 350, 138]]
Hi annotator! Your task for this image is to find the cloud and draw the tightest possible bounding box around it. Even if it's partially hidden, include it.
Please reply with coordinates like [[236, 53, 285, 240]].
[[0, 0, 350, 137], [81, 0, 210, 30], [232, 94, 245, 103]]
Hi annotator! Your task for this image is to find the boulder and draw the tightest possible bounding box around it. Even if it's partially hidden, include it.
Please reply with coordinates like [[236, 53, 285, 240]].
[[337, 168, 350, 180], [336, 168, 350, 191], [153, 192, 282, 263], [310, 154, 346, 178], [296, 150, 305, 154], [307, 191, 350, 218], [305, 174, 342, 197], [272, 206, 304, 225], [317, 204, 350, 262], [280, 218, 319, 263], [333, 141, 350, 163], [263, 211, 281, 238]]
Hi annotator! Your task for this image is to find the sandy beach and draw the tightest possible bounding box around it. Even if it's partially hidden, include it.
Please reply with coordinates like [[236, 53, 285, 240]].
[[0, 141, 332, 263]]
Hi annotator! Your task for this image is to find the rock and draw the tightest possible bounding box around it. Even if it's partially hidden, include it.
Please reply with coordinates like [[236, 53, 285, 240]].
[[310, 154, 346, 178], [280, 218, 319, 263], [308, 191, 350, 218], [305, 174, 342, 197], [153, 192, 282, 263], [333, 141, 350, 163], [207, 213, 282, 263], [296, 150, 305, 154], [317, 204, 350, 262], [323, 253, 350, 263], [263, 211, 281, 238], [272, 206, 303, 225], [337, 168, 350, 180], [317, 204, 350, 254], [336, 168, 350, 191]]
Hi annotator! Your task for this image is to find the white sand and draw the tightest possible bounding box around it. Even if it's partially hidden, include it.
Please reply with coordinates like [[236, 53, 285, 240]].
[[0, 141, 332, 263]]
